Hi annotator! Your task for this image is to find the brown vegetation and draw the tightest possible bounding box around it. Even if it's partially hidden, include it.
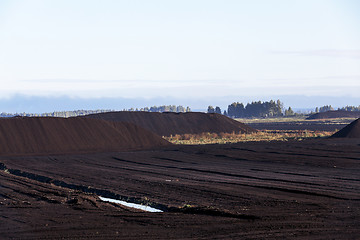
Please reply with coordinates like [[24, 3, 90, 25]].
[[165, 130, 335, 145]]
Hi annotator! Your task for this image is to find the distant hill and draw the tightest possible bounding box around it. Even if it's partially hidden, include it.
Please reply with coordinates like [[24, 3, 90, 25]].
[[307, 111, 360, 120], [331, 118, 360, 138], [0, 117, 170, 156], [84, 111, 256, 137]]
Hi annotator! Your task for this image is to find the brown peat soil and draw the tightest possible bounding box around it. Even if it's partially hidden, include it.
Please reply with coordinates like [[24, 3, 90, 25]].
[[1, 138, 360, 239], [332, 118, 360, 138], [0, 117, 170, 155], [85, 111, 256, 136]]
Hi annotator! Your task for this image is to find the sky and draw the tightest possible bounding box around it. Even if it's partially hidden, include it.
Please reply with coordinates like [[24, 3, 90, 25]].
[[0, 0, 359, 111]]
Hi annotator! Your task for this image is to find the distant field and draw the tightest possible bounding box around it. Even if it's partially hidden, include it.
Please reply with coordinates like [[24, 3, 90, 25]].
[[237, 116, 355, 132], [165, 116, 357, 145], [236, 116, 356, 124], [235, 116, 308, 123]]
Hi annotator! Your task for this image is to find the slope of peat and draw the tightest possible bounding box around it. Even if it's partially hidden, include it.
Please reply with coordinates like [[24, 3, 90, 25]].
[[85, 111, 256, 136], [0, 117, 170, 156], [331, 118, 360, 138]]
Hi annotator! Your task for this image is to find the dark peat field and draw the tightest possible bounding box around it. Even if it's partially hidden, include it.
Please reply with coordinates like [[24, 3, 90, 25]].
[[1, 138, 360, 239]]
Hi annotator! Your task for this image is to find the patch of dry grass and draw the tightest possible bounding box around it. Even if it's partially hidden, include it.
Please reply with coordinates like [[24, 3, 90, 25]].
[[236, 116, 307, 124], [164, 130, 335, 145]]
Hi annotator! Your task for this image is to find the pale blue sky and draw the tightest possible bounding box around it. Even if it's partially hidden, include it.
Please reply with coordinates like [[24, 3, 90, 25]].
[[0, 0, 359, 102]]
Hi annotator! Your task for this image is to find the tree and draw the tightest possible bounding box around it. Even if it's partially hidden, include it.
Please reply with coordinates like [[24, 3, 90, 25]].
[[319, 105, 334, 112], [285, 107, 294, 116], [177, 106, 185, 112], [338, 105, 360, 112], [215, 106, 221, 114], [207, 106, 215, 113], [227, 100, 284, 118], [276, 99, 284, 113], [227, 102, 245, 118], [150, 106, 158, 112]]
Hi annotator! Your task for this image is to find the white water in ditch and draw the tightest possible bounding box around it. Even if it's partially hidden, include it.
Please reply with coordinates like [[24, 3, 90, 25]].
[[99, 196, 163, 213]]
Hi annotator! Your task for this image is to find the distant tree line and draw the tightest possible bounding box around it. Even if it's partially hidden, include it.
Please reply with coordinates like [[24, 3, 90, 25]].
[[2, 103, 359, 119], [0, 105, 191, 118], [338, 105, 360, 111], [0, 112, 14, 118], [0, 109, 113, 118], [207, 102, 360, 118], [208, 100, 296, 118], [127, 105, 191, 113], [207, 106, 222, 114], [315, 105, 334, 113], [314, 105, 360, 113]]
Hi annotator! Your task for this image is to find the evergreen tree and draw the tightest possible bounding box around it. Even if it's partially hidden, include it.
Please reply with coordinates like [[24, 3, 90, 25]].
[[285, 107, 294, 116], [319, 105, 334, 112], [215, 106, 221, 114], [227, 100, 284, 118], [207, 106, 215, 113]]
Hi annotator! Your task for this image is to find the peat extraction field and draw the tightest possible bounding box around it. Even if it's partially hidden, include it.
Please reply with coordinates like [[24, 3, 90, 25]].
[[1, 137, 360, 239], [3, 1, 360, 238]]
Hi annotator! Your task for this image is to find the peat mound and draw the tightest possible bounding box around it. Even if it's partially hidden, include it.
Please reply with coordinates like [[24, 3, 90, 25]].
[[331, 118, 360, 138], [85, 111, 256, 136], [0, 117, 170, 155], [307, 111, 360, 120]]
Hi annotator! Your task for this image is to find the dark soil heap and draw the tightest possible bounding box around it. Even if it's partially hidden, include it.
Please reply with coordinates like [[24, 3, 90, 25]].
[[331, 118, 360, 138], [0, 117, 170, 155], [307, 111, 360, 120], [85, 111, 256, 136]]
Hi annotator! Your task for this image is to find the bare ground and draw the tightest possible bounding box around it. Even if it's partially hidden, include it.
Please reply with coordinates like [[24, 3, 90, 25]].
[[1, 138, 360, 239]]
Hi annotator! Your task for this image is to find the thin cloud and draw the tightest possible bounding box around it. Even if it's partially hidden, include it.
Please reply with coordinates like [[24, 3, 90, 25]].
[[272, 49, 360, 59], [259, 75, 360, 83]]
